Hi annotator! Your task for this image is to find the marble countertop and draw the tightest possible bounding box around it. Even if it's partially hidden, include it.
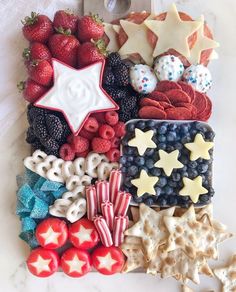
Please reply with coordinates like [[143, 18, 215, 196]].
[[1, 0, 236, 291]]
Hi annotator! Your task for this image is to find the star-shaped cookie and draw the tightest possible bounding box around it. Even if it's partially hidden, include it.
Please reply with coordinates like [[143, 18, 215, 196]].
[[179, 176, 208, 203], [128, 128, 156, 155], [131, 169, 159, 197], [154, 149, 183, 176], [104, 23, 120, 52], [144, 3, 202, 58], [184, 133, 214, 161]]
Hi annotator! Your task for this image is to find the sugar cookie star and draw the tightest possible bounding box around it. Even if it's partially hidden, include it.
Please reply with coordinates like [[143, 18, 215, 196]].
[[119, 20, 154, 65], [154, 149, 183, 176], [184, 133, 214, 161], [131, 169, 159, 197], [188, 15, 219, 64], [128, 128, 156, 155], [104, 23, 120, 52], [179, 176, 208, 203], [144, 3, 201, 58]]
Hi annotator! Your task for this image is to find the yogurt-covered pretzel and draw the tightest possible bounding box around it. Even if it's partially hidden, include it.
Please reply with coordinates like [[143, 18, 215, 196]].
[[66, 197, 87, 223], [24, 150, 47, 171]]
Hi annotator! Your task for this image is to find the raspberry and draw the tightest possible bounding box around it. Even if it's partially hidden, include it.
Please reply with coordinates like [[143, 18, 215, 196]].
[[91, 112, 106, 123], [59, 143, 75, 161], [83, 117, 99, 133], [107, 52, 122, 67], [98, 124, 115, 140], [79, 128, 95, 140], [71, 136, 89, 153], [45, 114, 63, 141], [75, 149, 90, 158], [105, 111, 119, 126], [110, 136, 120, 148], [105, 148, 120, 162], [91, 137, 111, 153], [114, 122, 126, 137]]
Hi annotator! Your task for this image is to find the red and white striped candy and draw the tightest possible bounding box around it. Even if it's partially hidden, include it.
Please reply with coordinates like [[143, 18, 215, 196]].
[[86, 185, 97, 221], [101, 201, 114, 231], [113, 216, 128, 247], [96, 180, 109, 213], [94, 216, 113, 247], [114, 191, 131, 216], [109, 169, 122, 204]]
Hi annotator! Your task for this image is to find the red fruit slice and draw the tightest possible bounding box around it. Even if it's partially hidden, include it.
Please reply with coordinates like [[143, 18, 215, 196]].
[[198, 95, 212, 121], [139, 98, 164, 110], [166, 107, 192, 120], [69, 218, 100, 249], [92, 246, 124, 275], [177, 81, 196, 102], [192, 91, 207, 115], [158, 101, 174, 109], [139, 106, 167, 119], [165, 89, 191, 104], [61, 248, 92, 278], [156, 81, 181, 92], [35, 218, 68, 249], [27, 248, 59, 277], [175, 102, 198, 119], [147, 91, 170, 103]]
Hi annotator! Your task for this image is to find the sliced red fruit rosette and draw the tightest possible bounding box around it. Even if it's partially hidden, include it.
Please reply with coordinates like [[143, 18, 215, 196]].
[[92, 246, 124, 275], [26, 247, 59, 277], [138, 80, 212, 121]]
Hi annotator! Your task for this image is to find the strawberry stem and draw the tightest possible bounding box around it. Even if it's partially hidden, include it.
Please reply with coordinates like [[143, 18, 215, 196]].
[[89, 12, 104, 24], [22, 48, 31, 60], [55, 27, 72, 35], [17, 81, 25, 92], [92, 39, 108, 57], [21, 12, 39, 26]]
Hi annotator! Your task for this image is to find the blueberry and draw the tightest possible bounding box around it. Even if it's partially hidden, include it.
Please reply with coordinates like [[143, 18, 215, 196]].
[[168, 196, 178, 206], [134, 156, 145, 166], [158, 143, 166, 150], [188, 168, 198, 178], [181, 136, 191, 144], [126, 123, 135, 132], [123, 147, 134, 155], [189, 161, 197, 168], [180, 124, 190, 134], [150, 168, 161, 177], [140, 166, 149, 173], [158, 135, 166, 142], [164, 185, 173, 195], [174, 142, 183, 150], [154, 187, 161, 196], [195, 122, 208, 132], [190, 129, 198, 137], [166, 145, 175, 152], [205, 131, 215, 140], [147, 120, 155, 128], [158, 125, 167, 134], [172, 173, 181, 182], [121, 166, 127, 173], [199, 194, 210, 202], [146, 159, 154, 169], [157, 196, 167, 207], [133, 195, 143, 203], [169, 124, 177, 131], [119, 156, 127, 164], [128, 165, 139, 176], [168, 180, 177, 188], [127, 156, 134, 162], [136, 121, 146, 130], [145, 148, 155, 156], [124, 178, 133, 188], [167, 131, 176, 142], [182, 172, 189, 178], [180, 156, 189, 165], [158, 177, 167, 187], [197, 164, 208, 173], [144, 197, 154, 206]]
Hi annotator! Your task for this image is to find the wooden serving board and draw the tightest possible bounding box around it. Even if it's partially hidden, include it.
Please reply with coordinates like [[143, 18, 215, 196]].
[[83, 0, 158, 21]]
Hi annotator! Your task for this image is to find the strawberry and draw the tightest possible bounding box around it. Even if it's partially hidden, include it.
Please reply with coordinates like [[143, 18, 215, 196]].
[[48, 30, 80, 67], [28, 60, 53, 86], [53, 10, 78, 34], [22, 12, 53, 43], [23, 42, 52, 65], [17, 79, 48, 103], [77, 13, 104, 42], [77, 40, 106, 68]]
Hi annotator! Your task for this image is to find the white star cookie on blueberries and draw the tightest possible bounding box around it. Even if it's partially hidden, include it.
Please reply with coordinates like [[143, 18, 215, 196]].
[[103, 23, 120, 52], [184, 133, 214, 161], [131, 169, 159, 197], [154, 149, 183, 176], [144, 3, 202, 58], [128, 128, 156, 156]]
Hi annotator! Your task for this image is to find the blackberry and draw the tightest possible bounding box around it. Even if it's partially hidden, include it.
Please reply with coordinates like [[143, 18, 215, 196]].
[[28, 106, 47, 123], [45, 114, 63, 141], [32, 139, 43, 150], [107, 52, 122, 67], [33, 115, 47, 139], [45, 148, 60, 157], [119, 111, 132, 123], [103, 66, 115, 86], [41, 137, 59, 151], [104, 86, 128, 100], [113, 63, 129, 86], [121, 96, 138, 112], [26, 127, 37, 143]]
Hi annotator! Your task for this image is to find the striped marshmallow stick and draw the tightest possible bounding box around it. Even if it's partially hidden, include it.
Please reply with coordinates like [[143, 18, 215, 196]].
[[94, 216, 113, 247], [101, 200, 114, 231], [96, 180, 109, 213], [113, 216, 129, 247], [109, 169, 122, 204], [85, 185, 97, 221], [114, 191, 131, 216]]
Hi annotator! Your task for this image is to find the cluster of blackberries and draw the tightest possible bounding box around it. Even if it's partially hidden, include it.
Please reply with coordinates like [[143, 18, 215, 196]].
[[120, 120, 215, 208], [103, 53, 142, 123], [26, 104, 71, 156]]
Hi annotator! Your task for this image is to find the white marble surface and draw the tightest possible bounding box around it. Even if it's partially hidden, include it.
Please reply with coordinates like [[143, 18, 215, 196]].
[[1, 0, 236, 291]]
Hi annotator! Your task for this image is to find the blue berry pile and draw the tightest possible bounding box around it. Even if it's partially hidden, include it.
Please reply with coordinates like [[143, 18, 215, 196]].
[[26, 104, 72, 156], [120, 120, 215, 207]]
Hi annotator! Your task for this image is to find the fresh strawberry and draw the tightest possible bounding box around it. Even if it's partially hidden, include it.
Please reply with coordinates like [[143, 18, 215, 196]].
[[77, 13, 104, 42], [77, 40, 106, 68], [17, 79, 48, 103], [22, 12, 53, 43], [23, 42, 52, 65], [53, 10, 78, 34], [48, 30, 80, 67], [28, 60, 53, 86]]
